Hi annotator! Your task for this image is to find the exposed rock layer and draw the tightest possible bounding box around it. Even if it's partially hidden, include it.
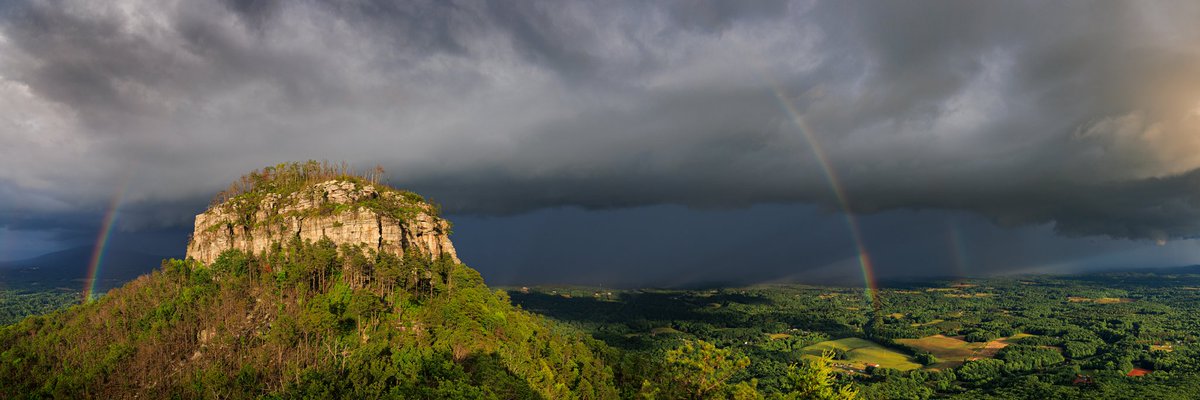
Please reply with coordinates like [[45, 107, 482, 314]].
[[186, 180, 457, 265]]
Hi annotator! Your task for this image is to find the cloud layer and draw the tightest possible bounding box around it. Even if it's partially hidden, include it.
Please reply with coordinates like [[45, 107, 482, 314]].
[[5, 0, 1200, 243], [451, 205, 1200, 287]]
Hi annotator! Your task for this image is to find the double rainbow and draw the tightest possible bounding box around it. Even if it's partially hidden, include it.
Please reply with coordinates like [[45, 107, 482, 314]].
[[947, 222, 971, 279]]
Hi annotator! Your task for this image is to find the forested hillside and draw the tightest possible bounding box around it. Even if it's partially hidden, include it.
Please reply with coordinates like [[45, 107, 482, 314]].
[[0, 289, 77, 325], [0, 237, 623, 398]]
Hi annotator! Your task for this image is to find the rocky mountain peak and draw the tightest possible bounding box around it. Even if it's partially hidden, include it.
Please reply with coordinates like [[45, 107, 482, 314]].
[[186, 170, 457, 265]]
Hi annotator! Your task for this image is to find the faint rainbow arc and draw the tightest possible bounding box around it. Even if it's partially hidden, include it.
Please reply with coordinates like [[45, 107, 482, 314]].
[[83, 178, 130, 302], [767, 86, 881, 308], [947, 222, 970, 279]]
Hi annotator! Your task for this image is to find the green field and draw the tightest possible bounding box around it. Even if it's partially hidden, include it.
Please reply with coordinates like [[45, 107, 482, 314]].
[[895, 335, 981, 368], [800, 337, 922, 371], [896, 333, 1036, 369], [1007, 333, 1034, 341], [909, 318, 945, 327]]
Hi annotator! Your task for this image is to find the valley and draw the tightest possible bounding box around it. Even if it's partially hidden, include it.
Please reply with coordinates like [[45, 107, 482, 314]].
[[506, 270, 1200, 398]]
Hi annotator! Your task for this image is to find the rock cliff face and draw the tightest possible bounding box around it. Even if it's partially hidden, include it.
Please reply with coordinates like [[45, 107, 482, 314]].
[[186, 180, 457, 265]]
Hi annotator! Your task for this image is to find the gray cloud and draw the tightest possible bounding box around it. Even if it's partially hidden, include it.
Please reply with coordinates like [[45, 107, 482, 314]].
[[4, 0, 1200, 246]]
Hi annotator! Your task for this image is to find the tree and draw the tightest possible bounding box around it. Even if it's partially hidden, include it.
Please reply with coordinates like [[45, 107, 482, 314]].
[[775, 352, 858, 400], [997, 344, 1064, 373], [915, 352, 939, 366], [957, 358, 1004, 383], [211, 248, 251, 278], [963, 329, 998, 343], [639, 340, 753, 399], [1063, 341, 1097, 358]]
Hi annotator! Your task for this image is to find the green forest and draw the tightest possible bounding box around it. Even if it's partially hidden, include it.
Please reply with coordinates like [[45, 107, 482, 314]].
[[507, 270, 1200, 399], [0, 289, 77, 326]]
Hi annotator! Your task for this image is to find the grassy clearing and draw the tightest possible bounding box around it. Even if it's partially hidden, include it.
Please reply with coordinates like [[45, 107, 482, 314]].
[[975, 337, 1014, 359], [896, 335, 980, 368], [896, 333, 1035, 369], [1151, 344, 1174, 352], [944, 293, 993, 298], [1068, 296, 1134, 303], [910, 319, 945, 327], [800, 338, 921, 371]]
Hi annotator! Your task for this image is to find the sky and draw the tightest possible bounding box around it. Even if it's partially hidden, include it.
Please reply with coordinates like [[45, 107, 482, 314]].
[[4, 0, 1200, 286]]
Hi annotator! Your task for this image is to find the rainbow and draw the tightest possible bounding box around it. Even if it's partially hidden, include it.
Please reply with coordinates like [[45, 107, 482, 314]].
[[0, 228, 7, 263], [946, 222, 970, 279], [82, 180, 129, 302], [768, 86, 881, 310]]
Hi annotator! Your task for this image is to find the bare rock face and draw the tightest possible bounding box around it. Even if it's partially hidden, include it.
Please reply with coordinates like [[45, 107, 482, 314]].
[[186, 180, 458, 265]]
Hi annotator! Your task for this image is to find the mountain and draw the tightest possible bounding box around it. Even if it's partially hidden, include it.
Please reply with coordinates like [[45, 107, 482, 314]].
[[0, 246, 173, 292], [185, 178, 457, 266], [0, 162, 619, 399]]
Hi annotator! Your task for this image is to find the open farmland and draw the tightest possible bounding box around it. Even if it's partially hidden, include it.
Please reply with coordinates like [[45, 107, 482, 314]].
[[896, 335, 980, 368], [896, 333, 1036, 368], [801, 337, 922, 371]]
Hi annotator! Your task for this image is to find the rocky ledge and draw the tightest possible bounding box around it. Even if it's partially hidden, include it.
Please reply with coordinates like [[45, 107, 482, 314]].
[[186, 180, 457, 265]]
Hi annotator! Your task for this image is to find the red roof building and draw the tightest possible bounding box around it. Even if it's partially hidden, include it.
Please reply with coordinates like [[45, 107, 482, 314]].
[[1127, 368, 1151, 377]]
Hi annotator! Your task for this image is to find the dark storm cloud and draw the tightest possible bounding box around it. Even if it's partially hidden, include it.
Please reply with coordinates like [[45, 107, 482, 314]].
[[5, 0, 1200, 246], [450, 206, 1200, 288]]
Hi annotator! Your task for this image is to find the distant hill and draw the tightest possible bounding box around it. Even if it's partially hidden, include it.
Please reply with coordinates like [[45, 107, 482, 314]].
[[0, 246, 174, 292], [1114, 264, 1200, 275]]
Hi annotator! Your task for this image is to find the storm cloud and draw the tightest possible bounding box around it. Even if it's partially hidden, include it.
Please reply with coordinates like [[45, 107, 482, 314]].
[[5, 0, 1200, 250]]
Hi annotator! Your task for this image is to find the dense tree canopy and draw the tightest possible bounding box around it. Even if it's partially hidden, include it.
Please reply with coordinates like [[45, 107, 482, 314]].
[[0, 239, 617, 399], [508, 270, 1200, 399]]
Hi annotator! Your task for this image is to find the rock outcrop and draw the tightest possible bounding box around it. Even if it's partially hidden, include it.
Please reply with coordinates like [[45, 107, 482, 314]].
[[186, 180, 457, 265]]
